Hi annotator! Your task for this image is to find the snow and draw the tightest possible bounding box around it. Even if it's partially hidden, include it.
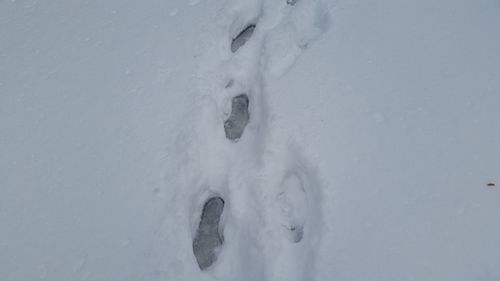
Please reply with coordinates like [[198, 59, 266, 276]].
[[1, 0, 499, 281]]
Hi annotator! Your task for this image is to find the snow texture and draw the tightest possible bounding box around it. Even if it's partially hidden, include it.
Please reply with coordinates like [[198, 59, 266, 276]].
[[1, 0, 499, 281]]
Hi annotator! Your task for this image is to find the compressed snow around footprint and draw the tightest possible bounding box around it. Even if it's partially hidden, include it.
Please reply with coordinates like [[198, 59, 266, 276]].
[[170, 0, 330, 280]]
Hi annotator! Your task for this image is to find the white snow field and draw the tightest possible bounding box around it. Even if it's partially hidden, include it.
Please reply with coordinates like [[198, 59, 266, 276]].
[[1, 0, 499, 280]]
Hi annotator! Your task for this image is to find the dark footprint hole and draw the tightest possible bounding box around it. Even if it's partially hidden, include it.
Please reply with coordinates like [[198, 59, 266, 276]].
[[192, 197, 225, 270], [224, 94, 250, 142], [231, 24, 256, 53], [286, 0, 298, 5]]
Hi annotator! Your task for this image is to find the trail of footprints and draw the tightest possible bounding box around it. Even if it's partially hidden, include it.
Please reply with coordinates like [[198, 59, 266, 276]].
[[192, 0, 323, 272]]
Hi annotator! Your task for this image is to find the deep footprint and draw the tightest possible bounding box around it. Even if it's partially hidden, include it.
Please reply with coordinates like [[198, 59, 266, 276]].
[[231, 24, 256, 53], [192, 197, 225, 270], [224, 94, 250, 141]]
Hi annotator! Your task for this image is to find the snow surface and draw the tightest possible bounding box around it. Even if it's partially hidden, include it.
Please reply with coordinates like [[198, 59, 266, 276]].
[[1, 0, 500, 281]]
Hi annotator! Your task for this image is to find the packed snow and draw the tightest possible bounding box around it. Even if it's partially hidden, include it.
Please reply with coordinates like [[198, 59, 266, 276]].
[[1, 0, 499, 281]]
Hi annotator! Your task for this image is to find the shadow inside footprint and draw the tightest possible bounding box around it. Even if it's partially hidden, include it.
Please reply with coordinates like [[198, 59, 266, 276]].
[[192, 197, 225, 270], [231, 24, 256, 53], [286, 224, 304, 243], [224, 94, 250, 141]]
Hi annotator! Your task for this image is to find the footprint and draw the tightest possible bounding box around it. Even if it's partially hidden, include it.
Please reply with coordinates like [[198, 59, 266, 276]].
[[224, 94, 250, 141], [231, 24, 256, 53], [277, 172, 308, 243], [192, 197, 225, 270], [286, 0, 298, 5]]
